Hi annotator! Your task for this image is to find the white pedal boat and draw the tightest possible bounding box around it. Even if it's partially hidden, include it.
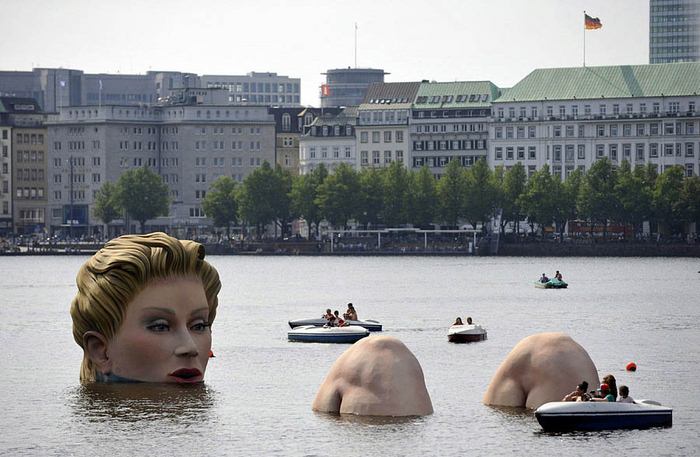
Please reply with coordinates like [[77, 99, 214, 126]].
[[288, 318, 382, 332], [287, 325, 370, 343], [447, 324, 487, 343], [535, 400, 672, 432]]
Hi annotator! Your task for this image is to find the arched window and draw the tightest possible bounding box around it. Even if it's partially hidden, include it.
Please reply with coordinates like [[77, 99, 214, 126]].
[[282, 113, 291, 131], [304, 113, 314, 126]]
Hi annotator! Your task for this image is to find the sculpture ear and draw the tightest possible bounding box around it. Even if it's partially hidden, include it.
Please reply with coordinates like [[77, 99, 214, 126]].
[[83, 331, 112, 374]]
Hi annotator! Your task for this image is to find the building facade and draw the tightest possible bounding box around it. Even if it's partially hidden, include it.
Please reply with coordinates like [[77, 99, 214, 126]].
[[489, 63, 700, 179], [201, 72, 300, 106], [356, 82, 420, 169], [0, 124, 11, 234], [410, 81, 498, 177], [650, 0, 700, 63], [46, 90, 276, 237], [299, 107, 357, 175], [320, 68, 386, 108], [268, 107, 306, 175]]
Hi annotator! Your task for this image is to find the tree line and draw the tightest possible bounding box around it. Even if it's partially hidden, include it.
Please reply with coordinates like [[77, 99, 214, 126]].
[[94, 159, 700, 240]]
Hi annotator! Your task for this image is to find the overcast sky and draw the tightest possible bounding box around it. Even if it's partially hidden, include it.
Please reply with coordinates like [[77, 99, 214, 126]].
[[1, 0, 649, 106]]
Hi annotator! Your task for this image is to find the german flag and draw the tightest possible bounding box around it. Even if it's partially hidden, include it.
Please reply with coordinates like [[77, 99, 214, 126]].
[[585, 13, 602, 30]]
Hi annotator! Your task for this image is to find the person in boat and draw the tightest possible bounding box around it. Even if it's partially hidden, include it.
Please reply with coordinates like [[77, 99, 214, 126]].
[[618, 385, 634, 403], [602, 374, 618, 400], [483, 332, 599, 409], [540, 273, 549, 283], [591, 383, 616, 402], [69, 232, 222, 383], [466, 316, 473, 325], [453, 317, 463, 326], [562, 381, 591, 402], [344, 303, 357, 321], [554, 270, 563, 281], [334, 310, 346, 327], [323, 308, 335, 325]]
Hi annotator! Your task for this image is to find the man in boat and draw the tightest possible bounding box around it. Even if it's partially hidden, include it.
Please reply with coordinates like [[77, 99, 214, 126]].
[[555, 270, 563, 280], [466, 316, 473, 325], [323, 308, 336, 326], [344, 303, 357, 321], [562, 381, 591, 402], [540, 273, 549, 283]]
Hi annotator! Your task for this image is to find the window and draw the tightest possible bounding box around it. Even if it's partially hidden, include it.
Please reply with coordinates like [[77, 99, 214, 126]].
[[360, 132, 368, 143], [384, 151, 392, 164], [517, 147, 525, 160], [649, 143, 658, 158], [609, 144, 618, 161], [553, 145, 562, 161], [528, 126, 536, 138], [372, 151, 380, 165], [686, 143, 695, 157], [395, 131, 403, 143], [506, 147, 514, 160], [495, 147, 503, 160], [650, 123, 659, 135], [623, 124, 631, 136], [361, 151, 368, 165], [372, 132, 380, 143], [577, 145, 585, 160], [636, 143, 645, 161], [596, 145, 605, 158], [623, 144, 631, 159], [566, 125, 574, 137], [384, 131, 392, 142], [528, 146, 536, 160], [565, 145, 574, 161], [597, 125, 605, 137], [610, 124, 618, 136]]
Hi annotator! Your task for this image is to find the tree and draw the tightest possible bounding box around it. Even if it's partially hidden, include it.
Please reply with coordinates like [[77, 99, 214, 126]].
[[116, 167, 169, 233], [502, 163, 527, 236], [382, 161, 411, 226], [290, 166, 326, 238], [202, 176, 238, 239], [553, 168, 584, 240], [679, 176, 700, 235], [410, 166, 437, 228], [464, 159, 497, 231], [577, 158, 619, 238], [520, 165, 557, 234], [93, 181, 122, 231], [316, 163, 360, 229], [237, 161, 279, 238], [614, 161, 652, 239], [357, 168, 385, 228], [272, 165, 293, 237], [436, 159, 467, 227], [653, 165, 685, 235]]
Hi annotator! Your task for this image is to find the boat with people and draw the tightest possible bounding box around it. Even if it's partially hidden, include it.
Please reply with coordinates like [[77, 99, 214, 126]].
[[534, 278, 568, 289], [534, 400, 672, 432], [447, 323, 488, 343], [287, 325, 370, 344], [288, 318, 383, 332]]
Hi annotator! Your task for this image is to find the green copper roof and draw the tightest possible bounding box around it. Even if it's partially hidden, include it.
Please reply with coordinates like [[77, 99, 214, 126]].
[[415, 81, 501, 108], [496, 62, 700, 103]]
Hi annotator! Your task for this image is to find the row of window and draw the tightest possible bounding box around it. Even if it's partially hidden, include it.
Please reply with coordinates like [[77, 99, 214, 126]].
[[18, 209, 45, 222], [496, 101, 696, 119], [208, 81, 299, 94], [414, 123, 486, 133], [412, 155, 478, 168], [304, 146, 354, 160], [14, 168, 45, 181], [358, 110, 410, 125], [15, 133, 45, 144], [413, 139, 487, 151], [359, 131, 405, 143], [16, 187, 45, 199], [359, 150, 405, 166], [494, 142, 698, 161], [15, 150, 45, 162], [495, 121, 698, 139]]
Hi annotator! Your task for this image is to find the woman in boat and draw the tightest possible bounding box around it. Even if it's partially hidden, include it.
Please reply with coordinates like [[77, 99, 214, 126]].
[[453, 317, 463, 326], [344, 303, 357, 321], [602, 374, 618, 400], [70, 232, 221, 383], [334, 310, 346, 327], [466, 316, 473, 325], [562, 381, 591, 402]]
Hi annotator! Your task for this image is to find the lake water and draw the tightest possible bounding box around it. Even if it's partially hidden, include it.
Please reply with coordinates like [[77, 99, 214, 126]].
[[1, 255, 698, 456]]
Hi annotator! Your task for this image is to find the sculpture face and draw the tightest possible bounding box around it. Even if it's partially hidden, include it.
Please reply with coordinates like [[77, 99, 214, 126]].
[[313, 336, 433, 416], [90, 276, 212, 383], [483, 332, 599, 409]]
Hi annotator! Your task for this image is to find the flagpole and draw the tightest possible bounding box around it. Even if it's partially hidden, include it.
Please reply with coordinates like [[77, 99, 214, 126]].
[[354, 23, 358, 68], [583, 11, 586, 67]]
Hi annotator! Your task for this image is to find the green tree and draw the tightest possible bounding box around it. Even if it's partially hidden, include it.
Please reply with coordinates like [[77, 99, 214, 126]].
[[290, 165, 327, 238], [679, 176, 700, 234], [410, 166, 437, 228], [272, 165, 293, 237], [202, 176, 238, 238], [436, 159, 467, 227], [93, 181, 122, 229], [464, 158, 497, 231], [520, 165, 557, 234], [316, 163, 360, 229], [382, 161, 411, 226], [116, 167, 169, 233], [553, 167, 584, 240], [357, 168, 385, 228], [577, 158, 619, 238], [237, 161, 280, 238], [653, 165, 685, 235], [614, 161, 652, 239], [502, 163, 527, 236]]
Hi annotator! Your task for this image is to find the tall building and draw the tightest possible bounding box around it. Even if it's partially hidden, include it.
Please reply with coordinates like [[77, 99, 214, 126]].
[[0, 68, 300, 112], [489, 63, 700, 179], [650, 0, 700, 63], [320, 68, 387, 108]]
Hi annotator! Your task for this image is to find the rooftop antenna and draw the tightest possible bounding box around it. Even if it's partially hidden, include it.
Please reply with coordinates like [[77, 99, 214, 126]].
[[354, 22, 358, 68]]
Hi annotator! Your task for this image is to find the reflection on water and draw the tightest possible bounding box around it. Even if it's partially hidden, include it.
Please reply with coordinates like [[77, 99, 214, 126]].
[[316, 410, 428, 427], [68, 382, 216, 423]]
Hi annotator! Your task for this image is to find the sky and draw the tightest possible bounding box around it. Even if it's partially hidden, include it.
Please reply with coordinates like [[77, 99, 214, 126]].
[[1, 0, 650, 106]]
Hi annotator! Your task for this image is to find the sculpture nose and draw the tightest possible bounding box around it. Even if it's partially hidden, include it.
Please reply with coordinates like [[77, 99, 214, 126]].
[[174, 328, 199, 357]]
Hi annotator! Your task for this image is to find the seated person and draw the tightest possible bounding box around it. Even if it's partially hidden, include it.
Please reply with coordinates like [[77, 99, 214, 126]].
[[540, 273, 549, 283], [591, 383, 616, 402], [618, 385, 634, 403], [483, 332, 599, 409], [602, 374, 618, 400], [69, 232, 221, 383], [466, 316, 473, 325], [555, 270, 563, 281], [453, 317, 464, 326], [334, 310, 346, 326], [562, 381, 591, 402], [322, 308, 335, 324], [313, 336, 433, 416], [344, 303, 358, 321]]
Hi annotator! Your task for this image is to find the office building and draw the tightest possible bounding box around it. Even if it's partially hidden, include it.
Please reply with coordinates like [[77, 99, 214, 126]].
[[650, 0, 700, 63], [320, 68, 386, 108], [201, 72, 300, 106]]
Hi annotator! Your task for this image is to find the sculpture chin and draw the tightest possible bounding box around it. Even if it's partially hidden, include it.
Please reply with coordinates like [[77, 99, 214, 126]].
[[313, 336, 433, 417]]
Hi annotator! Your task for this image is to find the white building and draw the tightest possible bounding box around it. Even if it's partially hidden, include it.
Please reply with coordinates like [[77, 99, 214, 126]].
[[299, 107, 357, 175], [489, 63, 700, 178]]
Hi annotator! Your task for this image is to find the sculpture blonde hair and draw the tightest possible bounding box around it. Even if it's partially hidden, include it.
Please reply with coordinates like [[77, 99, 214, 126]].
[[70, 232, 221, 382]]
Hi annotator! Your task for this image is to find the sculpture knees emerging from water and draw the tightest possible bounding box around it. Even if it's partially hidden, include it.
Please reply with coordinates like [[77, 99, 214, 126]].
[[70, 232, 221, 383], [313, 336, 433, 416], [483, 332, 599, 409]]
